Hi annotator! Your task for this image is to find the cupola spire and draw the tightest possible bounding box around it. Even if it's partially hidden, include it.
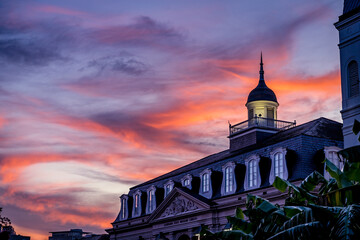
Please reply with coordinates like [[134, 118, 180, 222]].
[[259, 52, 264, 82]]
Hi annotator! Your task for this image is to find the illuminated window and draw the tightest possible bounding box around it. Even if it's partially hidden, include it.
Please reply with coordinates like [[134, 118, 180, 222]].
[[202, 173, 209, 192], [132, 190, 142, 217], [146, 186, 156, 214], [225, 167, 233, 192], [269, 147, 288, 184], [119, 194, 128, 220], [249, 160, 257, 188], [164, 180, 174, 197], [274, 153, 284, 178], [348, 61, 359, 97], [244, 155, 261, 190], [181, 174, 192, 189], [324, 146, 343, 180]]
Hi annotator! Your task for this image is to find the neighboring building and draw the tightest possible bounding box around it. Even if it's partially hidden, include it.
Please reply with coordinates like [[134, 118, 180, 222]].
[[49, 229, 102, 240], [0, 226, 31, 240], [335, 0, 360, 148], [106, 55, 344, 240]]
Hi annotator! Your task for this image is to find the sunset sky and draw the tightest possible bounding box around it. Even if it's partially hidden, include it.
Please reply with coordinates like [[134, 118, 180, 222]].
[[0, 0, 343, 239]]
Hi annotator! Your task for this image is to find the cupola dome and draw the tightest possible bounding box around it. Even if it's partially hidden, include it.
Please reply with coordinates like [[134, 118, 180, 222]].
[[246, 53, 278, 104]]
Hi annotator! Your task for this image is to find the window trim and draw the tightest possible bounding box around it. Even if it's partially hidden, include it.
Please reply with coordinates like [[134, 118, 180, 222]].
[[199, 168, 212, 199], [347, 60, 360, 98], [164, 180, 175, 198], [181, 174, 193, 189], [146, 185, 157, 214], [269, 147, 288, 184], [119, 194, 129, 220], [324, 146, 343, 180], [132, 190, 142, 218], [221, 161, 236, 196], [244, 154, 261, 191]]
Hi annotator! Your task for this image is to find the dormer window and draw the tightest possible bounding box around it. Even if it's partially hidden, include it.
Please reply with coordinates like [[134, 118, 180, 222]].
[[244, 154, 261, 190], [119, 194, 129, 220], [132, 190, 142, 218], [181, 174, 193, 189], [269, 147, 288, 184], [199, 168, 212, 199], [221, 162, 236, 196], [202, 173, 209, 192], [146, 186, 156, 214], [164, 180, 174, 197], [324, 146, 343, 180]]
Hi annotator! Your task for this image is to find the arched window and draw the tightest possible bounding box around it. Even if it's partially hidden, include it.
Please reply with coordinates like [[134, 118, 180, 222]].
[[225, 166, 233, 193], [249, 160, 257, 188], [132, 190, 142, 217], [121, 198, 126, 219], [146, 186, 156, 214], [324, 146, 343, 180], [269, 147, 288, 184], [119, 194, 129, 220], [181, 174, 193, 189], [202, 173, 209, 192], [274, 152, 284, 178], [164, 180, 174, 197], [348, 60, 359, 97]]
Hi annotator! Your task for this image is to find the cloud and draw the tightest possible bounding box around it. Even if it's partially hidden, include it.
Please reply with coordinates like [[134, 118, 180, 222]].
[[86, 54, 149, 76]]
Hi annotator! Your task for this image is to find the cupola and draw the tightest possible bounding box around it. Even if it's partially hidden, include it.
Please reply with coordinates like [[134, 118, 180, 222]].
[[246, 53, 279, 120]]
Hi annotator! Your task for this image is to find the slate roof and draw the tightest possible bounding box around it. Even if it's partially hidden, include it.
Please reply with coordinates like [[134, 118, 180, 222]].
[[131, 117, 342, 190], [344, 0, 360, 14]]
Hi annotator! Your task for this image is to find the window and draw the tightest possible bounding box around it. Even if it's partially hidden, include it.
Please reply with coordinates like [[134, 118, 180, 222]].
[[181, 174, 193, 189], [132, 190, 142, 217], [249, 160, 257, 188], [146, 186, 156, 214], [164, 180, 174, 197], [202, 173, 209, 192], [244, 154, 261, 190], [119, 194, 128, 220], [199, 168, 212, 199], [324, 146, 343, 180], [269, 147, 288, 184], [348, 61, 359, 97], [221, 162, 236, 196]]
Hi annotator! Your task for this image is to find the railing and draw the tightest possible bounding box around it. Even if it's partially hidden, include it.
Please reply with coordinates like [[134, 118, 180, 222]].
[[229, 117, 296, 135]]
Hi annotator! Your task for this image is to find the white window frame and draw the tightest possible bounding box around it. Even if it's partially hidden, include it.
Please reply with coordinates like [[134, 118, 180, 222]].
[[244, 154, 261, 191], [164, 180, 175, 197], [269, 147, 288, 184], [324, 146, 343, 180], [181, 174, 193, 189], [146, 185, 156, 214], [221, 162, 236, 196], [199, 168, 212, 199], [132, 190, 142, 218], [119, 194, 129, 220]]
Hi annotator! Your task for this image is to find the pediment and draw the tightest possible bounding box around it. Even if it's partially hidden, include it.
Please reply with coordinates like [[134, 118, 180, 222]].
[[148, 188, 210, 222]]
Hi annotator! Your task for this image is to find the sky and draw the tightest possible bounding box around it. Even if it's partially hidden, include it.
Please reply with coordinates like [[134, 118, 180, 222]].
[[0, 0, 344, 239]]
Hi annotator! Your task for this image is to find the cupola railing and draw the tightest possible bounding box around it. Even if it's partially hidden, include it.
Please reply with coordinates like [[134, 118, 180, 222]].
[[229, 117, 296, 136]]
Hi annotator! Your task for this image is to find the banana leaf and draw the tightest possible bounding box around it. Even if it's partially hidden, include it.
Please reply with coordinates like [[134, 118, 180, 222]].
[[338, 146, 360, 163], [330, 204, 360, 240], [226, 216, 253, 234], [267, 221, 327, 240], [273, 177, 318, 203], [214, 230, 253, 240], [299, 171, 327, 192], [325, 159, 353, 188]]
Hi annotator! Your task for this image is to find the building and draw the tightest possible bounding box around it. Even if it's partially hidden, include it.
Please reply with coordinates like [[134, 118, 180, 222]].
[[335, 0, 360, 148], [49, 229, 102, 240], [106, 54, 344, 239]]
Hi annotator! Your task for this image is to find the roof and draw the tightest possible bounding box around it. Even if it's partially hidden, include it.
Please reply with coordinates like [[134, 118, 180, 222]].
[[344, 0, 360, 14], [130, 117, 342, 190], [246, 54, 278, 104]]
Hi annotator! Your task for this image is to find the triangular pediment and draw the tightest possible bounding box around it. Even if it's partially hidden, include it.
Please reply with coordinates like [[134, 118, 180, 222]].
[[148, 187, 211, 222]]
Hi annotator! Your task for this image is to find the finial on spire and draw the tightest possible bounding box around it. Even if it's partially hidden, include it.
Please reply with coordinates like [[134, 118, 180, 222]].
[[259, 52, 264, 81]]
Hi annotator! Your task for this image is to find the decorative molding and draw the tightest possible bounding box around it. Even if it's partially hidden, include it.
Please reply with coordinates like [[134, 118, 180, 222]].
[[199, 168, 212, 199], [164, 180, 175, 197], [132, 190, 142, 218], [146, 185, 157, 214], [159, 196, 199, 218], [181, 174, 193, 189], [119, 194, 129, 220]]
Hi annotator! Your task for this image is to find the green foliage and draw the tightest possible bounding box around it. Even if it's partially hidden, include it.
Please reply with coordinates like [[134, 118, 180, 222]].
[[0, 208, 11, 227], [330, 205, 360, 240]]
